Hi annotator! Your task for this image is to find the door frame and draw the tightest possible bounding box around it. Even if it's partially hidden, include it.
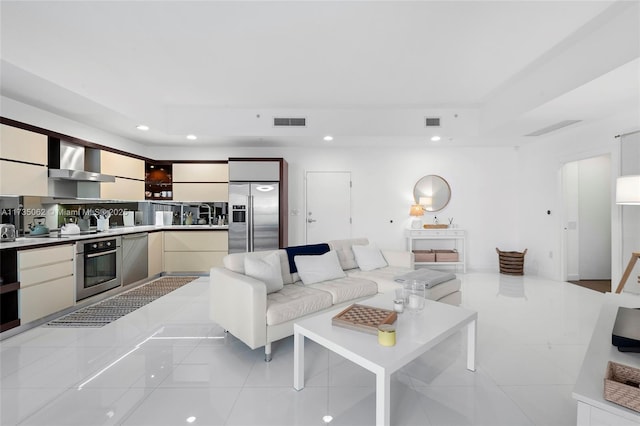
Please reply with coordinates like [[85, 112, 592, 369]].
[[304, 171, 352, 244]]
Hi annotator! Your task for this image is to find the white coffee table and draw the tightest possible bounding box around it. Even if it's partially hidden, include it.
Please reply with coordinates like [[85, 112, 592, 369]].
[[293, 292, 477, 426]]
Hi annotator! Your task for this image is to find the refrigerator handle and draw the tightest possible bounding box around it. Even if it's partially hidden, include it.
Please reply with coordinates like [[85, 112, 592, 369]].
[[248, 194, 254, 252]]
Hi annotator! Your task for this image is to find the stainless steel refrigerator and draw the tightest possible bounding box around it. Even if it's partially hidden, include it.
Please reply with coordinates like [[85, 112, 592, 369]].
[[228, 182, 279, 253]]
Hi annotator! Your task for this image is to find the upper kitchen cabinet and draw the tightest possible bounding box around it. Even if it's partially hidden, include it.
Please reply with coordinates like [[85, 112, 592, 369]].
[[172, 162, 229, 202], [0, 124, 48, 196], [173, 162, 228, 182], [100, 150, 145, 180], [99, 151, 145, 200], [0, 124, 48, 165]]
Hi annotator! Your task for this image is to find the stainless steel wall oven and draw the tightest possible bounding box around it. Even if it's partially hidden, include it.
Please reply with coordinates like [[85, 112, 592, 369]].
[[75, 236, 122, 301]]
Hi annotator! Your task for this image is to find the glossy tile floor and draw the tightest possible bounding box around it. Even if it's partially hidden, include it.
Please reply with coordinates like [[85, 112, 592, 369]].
[[1, 273, 605, 426]]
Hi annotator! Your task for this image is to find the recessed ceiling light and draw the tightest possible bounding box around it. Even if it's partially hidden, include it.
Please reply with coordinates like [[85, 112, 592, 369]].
[[136, 125, 149, 131], [186, 416, 196, 423], [323, 135, 334, 141], [186, 134, 197, 140], [430, 136, 441, 142]]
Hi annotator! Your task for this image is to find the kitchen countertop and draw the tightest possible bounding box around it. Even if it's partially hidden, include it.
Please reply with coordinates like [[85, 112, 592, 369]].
[[0, 224, 229, 250]]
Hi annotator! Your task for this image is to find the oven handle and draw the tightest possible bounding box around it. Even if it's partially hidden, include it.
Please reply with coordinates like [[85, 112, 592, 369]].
[[85, 249, 118, 259]]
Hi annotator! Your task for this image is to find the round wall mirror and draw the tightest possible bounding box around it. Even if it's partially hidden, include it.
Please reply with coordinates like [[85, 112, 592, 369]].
[[413, 175, 451, 212]]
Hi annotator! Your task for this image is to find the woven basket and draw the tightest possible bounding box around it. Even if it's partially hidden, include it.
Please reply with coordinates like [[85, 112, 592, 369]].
[[604, 361, 640, 413], [496, 248, 527, 275], [413, 250, 435, 262]]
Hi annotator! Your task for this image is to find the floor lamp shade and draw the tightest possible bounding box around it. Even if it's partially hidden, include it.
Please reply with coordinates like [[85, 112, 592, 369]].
[[616, 175, 640, 205]]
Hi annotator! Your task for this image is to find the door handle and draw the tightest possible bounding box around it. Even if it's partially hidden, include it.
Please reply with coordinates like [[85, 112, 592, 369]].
[[307, 218, 317, 223]]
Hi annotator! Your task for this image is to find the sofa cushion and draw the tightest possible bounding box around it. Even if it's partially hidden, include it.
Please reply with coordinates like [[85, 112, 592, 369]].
[[348, 266, 412, 293], [285, 243, 330, 273], [244, 252, 284, 294], [266, 284, 333, 326], [352, 244, 388, 271], [328, 238, 369, 270], [223, 250, 295, 285], [308, 276, 378, 304], [294, 250, 346, 285]]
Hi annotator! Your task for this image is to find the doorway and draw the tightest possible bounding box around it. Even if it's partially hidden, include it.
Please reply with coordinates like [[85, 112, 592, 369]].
[[305, 171, 351, 244], [562, 155, 612, 290]]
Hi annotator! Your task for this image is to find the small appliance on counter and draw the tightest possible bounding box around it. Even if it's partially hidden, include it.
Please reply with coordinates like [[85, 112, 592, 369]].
[[60, 222, 81, 235], [0, 224, 16, 242], [123, 211, 135, 227], [28, 217, 50, 237]]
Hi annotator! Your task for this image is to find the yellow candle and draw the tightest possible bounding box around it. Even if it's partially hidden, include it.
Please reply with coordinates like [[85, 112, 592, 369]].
[[378, 324, 396, 347]]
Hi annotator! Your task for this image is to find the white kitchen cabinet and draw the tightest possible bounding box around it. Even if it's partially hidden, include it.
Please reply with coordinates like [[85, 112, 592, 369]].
[[172, 183, 228, 202], [228, 160, 281, 181], [100, 151, 145, 200], [172, 162, 229, 202], [100, 177, 145, 201], [100, 150, 145, 180], [0, 124, 49, 196], [163, 231, 228, 273], [0, 124, 48, 165], [0, 159, 48, 196], [18, 244, 74, 324], [173, 163, 228, 182], [148, 231, 163, 278]]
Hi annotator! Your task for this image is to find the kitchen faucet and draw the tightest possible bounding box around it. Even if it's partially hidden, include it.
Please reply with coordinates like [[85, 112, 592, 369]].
[[199, 203, 212, 225]]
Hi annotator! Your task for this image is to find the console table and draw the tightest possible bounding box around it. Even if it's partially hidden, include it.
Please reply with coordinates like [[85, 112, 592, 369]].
[[572, 292, 640, 425], [404, 228, 466, 273]]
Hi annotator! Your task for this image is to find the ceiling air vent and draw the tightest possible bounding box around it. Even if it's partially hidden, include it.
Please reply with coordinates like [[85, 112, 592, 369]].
[[425, 117, 441, 127], [273, 117, 306, 127], [525, 120, 582, 136]]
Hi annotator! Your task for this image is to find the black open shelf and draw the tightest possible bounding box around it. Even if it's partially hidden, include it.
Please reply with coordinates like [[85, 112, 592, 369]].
[[0, 249, 20, 332]]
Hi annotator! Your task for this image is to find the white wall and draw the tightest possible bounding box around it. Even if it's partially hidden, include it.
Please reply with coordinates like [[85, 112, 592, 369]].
[[3, 96, 637, 279], [518, 110, 637, 282], [152, 144, 521, 271]]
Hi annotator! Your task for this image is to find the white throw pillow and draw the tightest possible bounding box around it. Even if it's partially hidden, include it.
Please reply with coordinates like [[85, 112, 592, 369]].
[[294, 250, 346, 285], [352, 244, 388, 271], [244, 252, 284, 294]]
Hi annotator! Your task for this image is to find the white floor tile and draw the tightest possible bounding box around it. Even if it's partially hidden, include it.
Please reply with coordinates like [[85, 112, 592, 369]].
[[0, 274, 608, 426], [501, 384, 578, 426], [120, 387, 240, 426]]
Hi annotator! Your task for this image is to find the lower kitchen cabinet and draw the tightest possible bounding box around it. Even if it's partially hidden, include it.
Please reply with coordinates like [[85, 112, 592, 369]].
[[18, 244, 74, 324], [148, 231, 163, 278], [163, 231, 228, 273]]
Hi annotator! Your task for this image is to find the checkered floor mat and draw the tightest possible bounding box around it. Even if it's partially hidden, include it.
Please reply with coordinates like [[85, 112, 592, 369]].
[[45, 276, 199, 327]]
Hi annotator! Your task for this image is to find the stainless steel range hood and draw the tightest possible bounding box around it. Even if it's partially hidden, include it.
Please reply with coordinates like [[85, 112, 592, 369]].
[[49, 168, 115, 182], [48, 140, 115, 183]]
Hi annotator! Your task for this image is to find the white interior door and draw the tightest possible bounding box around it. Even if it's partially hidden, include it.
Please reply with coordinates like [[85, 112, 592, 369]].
[[306, 171, 351, 244]]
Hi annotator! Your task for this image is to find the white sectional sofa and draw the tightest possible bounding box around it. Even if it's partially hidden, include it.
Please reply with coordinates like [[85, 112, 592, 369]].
[[210, 238, 461, 360]]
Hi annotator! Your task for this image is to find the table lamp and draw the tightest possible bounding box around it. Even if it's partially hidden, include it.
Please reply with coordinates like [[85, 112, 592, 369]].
[[409, 204, 424, 229]]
